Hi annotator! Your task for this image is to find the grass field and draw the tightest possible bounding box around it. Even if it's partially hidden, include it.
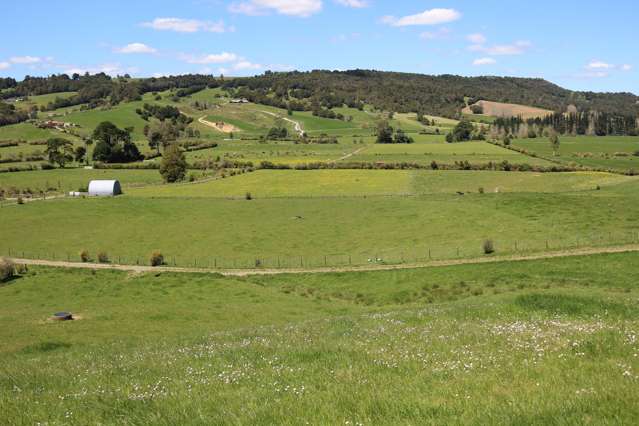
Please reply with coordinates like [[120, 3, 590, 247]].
[[0, 168, 165, 193], [2, 171, 638, 266], [346, 141, 553, 166], [512, 136, 639, 172], [129, 169, 635, 199], [1, 252, 638, 423]]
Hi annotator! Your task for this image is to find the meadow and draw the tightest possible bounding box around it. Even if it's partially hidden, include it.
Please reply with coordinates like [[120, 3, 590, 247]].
[[1, 252, 638, 424], [512, 136, 639, 172], [1, 170, 638, 267]]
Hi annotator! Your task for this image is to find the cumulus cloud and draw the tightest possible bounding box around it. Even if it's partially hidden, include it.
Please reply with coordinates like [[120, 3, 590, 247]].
[[142, 18, 233, 33], [229, 0, 322, 17], [469, 41, 531, 56], [63, 63, 126, 76], [115, 43, 157, 54], [382, 8, 461, 27], [9, 56, 43, 64], [183, 52, 239, 64], [586, 60, 614, 70], [233, 61, 263, 70], [420, 28, 451, 40], [621, 64, 633, 71], [467, 33, 486, 44], [473, 57, 496, 66], [335, 0, 367, 8], [0, 62, 10, 70]]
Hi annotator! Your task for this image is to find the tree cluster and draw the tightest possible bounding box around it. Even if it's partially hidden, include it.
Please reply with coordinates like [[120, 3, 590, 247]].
[[91, 121, 142, 163]]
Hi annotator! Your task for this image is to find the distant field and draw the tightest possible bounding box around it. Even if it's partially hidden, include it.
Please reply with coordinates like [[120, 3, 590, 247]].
[[0, 168, 164, 193], [2, 253, 639, 423], [11, 92, 77, 111], [463, 100, 553, 119], [2, 176, 639, 265], [129, 169, 635, 199], [346, 141, 553, 166], [512, 136, 639, 172]]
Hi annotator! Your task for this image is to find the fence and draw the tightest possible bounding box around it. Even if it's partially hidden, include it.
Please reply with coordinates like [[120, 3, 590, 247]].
[[3, 230, 639, 270]]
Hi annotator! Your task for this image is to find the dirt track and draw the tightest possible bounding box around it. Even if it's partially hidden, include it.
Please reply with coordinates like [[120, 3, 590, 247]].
[[198, 116, 238, 133], [6, 244, 639, 277]]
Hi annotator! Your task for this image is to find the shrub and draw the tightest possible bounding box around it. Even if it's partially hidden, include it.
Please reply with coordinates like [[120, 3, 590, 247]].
[[245, 192, 252, 200], [16, 196, 24, 204], [97, 251, 109, 263], [483, 239, 495, 255], [150, 251, 164, 267], [0, 258, 15, 282], [478, 187, 485, 194], [79, 249, 90, 263]]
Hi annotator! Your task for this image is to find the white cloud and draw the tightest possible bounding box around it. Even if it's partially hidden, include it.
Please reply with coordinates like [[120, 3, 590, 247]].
[[621, 64, 633, 71], [586, 60, 614, 70], [10, 56, 42, 64], [63, 63, 125, 76], [382, 8, 461, 27], [473, 57, 496, 66], [142, 17, 233, 33], [184, 52, 239, 64], [470, 41, 531, 56], [420, 28, 451, 40], [115, 43, 157, 54], [233, 61, 263, 70], [0, 62, 10, 70], [335, 0, 367, 8], [467, 33, 486, 44], [229, 0, 322, 17]]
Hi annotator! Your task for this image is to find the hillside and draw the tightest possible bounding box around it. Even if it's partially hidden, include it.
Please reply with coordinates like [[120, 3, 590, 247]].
[[463, 100, 553, 119], [226, 70, 639, 118]]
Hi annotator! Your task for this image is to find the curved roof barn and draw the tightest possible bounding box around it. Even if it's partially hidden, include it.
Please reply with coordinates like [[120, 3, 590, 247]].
[[88, 180, 122, 196]]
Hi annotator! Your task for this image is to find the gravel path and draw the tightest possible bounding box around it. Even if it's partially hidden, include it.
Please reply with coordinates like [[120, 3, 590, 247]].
[[7, 244, 639, 277]]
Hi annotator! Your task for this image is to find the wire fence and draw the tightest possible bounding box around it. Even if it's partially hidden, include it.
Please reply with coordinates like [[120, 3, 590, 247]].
[[3, 230, 639, 270]]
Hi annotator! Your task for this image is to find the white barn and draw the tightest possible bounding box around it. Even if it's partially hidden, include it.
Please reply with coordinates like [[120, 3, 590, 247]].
[[88, 180, 122, 196]]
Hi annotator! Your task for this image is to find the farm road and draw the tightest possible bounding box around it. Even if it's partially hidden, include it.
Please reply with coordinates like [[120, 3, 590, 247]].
[[7, 244, 639, 277]]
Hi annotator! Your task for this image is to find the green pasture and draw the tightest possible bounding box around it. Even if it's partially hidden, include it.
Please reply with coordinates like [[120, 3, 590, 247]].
[[0, 168, 164, 193], [1, 252, 638, 423], [512, 136, 639, 172], [2, 174, 639, 265], [346, 141, 553, 166], [129, 169, 635, 199]]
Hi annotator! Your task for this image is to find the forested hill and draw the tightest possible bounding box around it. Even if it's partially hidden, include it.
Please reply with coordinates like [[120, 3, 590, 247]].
[[226, 70, 639, 118], [1, 70, 638, 119]]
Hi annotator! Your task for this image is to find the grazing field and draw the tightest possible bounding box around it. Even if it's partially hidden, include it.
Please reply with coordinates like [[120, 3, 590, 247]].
[[2, 173, 638, 266], [345, 140, 554, 166], [0, 168, 165, 193], [1, 252, 638, 424], [512, 136, 639, 172], [129, 169, 635, 199]]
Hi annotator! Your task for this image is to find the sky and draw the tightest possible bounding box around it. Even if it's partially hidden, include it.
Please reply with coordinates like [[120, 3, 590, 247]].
[[1, 0, 638, 94]]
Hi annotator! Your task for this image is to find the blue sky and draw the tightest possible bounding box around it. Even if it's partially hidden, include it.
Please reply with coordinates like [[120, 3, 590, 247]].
[[1, 0, 637, 93]]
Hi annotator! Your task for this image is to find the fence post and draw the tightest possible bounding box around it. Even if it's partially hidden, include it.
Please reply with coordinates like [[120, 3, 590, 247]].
[[324, 255, 327, 266], [300, 256, 303, 267], [428, 249, 431, 260], [349, 255, 352, 265], [214, 258, 217, 268]]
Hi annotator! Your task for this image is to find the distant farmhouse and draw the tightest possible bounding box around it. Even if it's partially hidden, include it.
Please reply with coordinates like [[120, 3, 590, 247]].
[[230, 98, 249, 104]]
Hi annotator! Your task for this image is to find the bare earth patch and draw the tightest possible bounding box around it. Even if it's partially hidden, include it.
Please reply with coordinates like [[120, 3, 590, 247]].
[[464, 100, 553, 119], [198, 116, 239, 133]]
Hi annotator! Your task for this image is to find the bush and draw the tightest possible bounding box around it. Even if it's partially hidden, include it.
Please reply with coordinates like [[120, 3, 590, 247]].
[[478, 187, 485, 194], [245, 192, 252, 200], [97, 251, 109, 263], [0, 258, 15, 282], [79, 249, 90, 263], [150, 251, 164, 267], [483, 239, 495, 255], [16, 196, 24, 204]]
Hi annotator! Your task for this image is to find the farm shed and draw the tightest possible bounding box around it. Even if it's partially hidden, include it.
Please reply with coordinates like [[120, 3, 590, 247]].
[[88, 180, 122, 196]]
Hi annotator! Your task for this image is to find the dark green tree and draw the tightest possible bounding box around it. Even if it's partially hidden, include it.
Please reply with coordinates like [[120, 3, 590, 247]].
[[159, 144, 187, 183], [45, 138, 74, 168]]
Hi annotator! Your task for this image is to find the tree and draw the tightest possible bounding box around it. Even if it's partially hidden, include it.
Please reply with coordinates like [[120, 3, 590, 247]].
[[446, 120, 475, 143], [92, 121, 142, 163], [376, 120, 394, 144], [393, 129, 414, 144], [159, 144, 187, 183], [74, 146, 87, 163], [45, 138, 73, 168], [549, 130, 560, 156]]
